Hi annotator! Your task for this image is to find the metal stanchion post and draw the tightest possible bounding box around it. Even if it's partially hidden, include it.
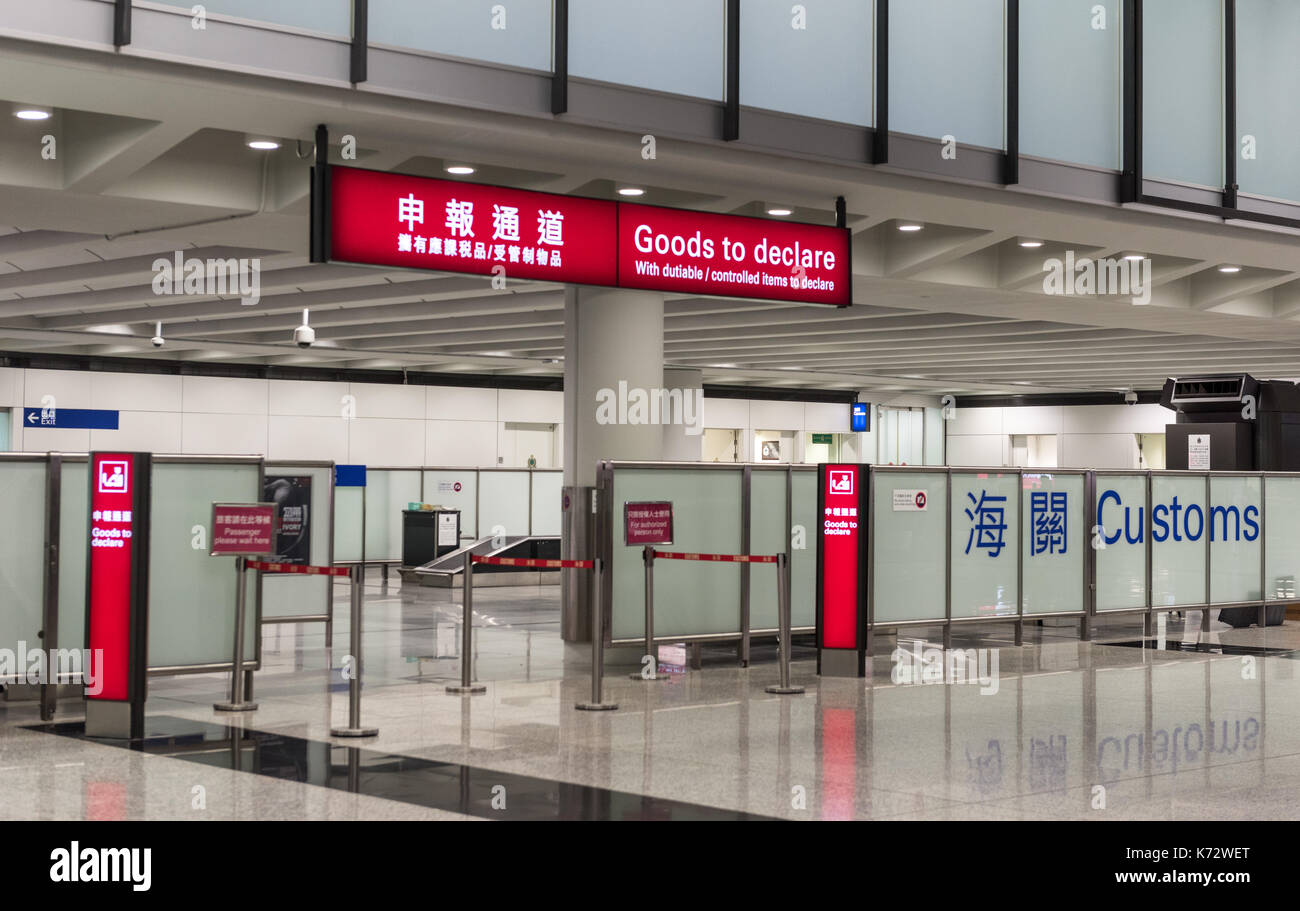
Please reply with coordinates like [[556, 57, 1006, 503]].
[[766, 553, 805, 695], [577, 557, 618, 710], [631, 546, 667, 681], [447, 551, 486, 695], [215, 556, 258, 712], [332, 565, 378, 736]]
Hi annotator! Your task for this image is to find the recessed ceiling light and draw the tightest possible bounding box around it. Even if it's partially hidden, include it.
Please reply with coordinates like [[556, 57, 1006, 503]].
[[14, 107, 51, 120], [1018, 239, 1044, 248], [897, 223, 924, 232], [767, 206, 793, 217], [445, 165, 476, 175], [1123, 253, 1146, 261], [1218, 265, 1242, 273], [617, 186, 645, 197], [246, 138, 280, 150]]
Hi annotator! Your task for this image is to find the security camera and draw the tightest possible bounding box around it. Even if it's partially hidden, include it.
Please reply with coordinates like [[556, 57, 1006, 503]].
[[151, 321, 164, 348], [293, 309, 314, 348], [1124, 391, 1138, 405]]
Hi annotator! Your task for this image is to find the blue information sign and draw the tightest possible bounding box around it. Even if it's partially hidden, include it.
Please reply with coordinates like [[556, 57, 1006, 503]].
[[850, 402, 869, 433], [22, 408, 119, 430], [335, 464, 367, 487]]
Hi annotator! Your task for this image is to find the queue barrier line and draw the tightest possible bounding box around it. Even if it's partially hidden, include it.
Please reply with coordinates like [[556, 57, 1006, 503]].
[[471, 555, 594, 569], [246, 560, 352, 577], [650, 550, 777, 564]]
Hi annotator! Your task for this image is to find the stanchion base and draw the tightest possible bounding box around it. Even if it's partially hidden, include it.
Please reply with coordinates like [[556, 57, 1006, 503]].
[[628, 672, 671, 681], [575, 702, 619, 711], [331, 727, 379, 737], [213, 701, 258, 712], [764, 685, 806, 695], [446, 684, 487, 695]]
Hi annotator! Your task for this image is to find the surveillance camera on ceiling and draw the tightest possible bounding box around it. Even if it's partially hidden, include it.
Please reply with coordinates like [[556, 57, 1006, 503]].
[[1124, 391, 1138, 405], [293, 309, 315, 348], [150, 321, 164, 348]]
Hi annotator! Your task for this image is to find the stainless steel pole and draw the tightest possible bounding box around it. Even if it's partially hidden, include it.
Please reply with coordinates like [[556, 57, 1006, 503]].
[[766, 553, 804, 695], [332, 565, 378, 736], [631, 546, 666, 680], [577, 557, 618, 710], [447, 551, 486, 694], [215, 556, 258, 712]]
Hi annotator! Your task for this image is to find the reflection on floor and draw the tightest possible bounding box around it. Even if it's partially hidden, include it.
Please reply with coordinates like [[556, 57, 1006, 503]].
[[3, 570, 1300, 821]]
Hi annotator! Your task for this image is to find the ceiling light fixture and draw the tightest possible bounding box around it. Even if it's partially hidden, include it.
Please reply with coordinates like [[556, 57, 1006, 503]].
[[14, 106, 51, 121], [897, 223, 924, 232], [246, 136, 280, 150], [1018, 239, 1044, 248], [1123, 253, 1146, 261], [1218, 265, 1242, 273], [617, 186, 645, 197], [766, 206, 793, 217], [445, 165, 476, 175]]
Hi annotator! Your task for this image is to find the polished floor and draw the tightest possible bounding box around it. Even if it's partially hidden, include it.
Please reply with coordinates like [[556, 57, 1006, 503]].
[[2, 572, 1299, 821]]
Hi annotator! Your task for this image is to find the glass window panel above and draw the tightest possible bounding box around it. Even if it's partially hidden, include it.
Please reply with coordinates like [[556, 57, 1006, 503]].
[[569, 0, 726, 100], [169, 0, 352, 37], [1142, 0, 1223, 188], [739, 0, 873, 126], [889, 0, 1005, 150], [1019, 0, 1120, 168], [1237, 0, 1300, 202], [370, 0, 553, 71]]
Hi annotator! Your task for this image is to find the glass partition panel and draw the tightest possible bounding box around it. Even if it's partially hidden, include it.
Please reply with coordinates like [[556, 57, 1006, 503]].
[[749, 469, 787, 631], [1094, 474, 1147, 610], [872, 470, 947, 623], [1151, 474, 1208, 607], [530, 471, 563, 536], [610, 468, 743, 640], [739, 0, 872, 125], [57, 461, 88, 652], [333, 487, 363, 562], [148, 462, 260, 669], [923, 407, 944, 465], [1021, 472, 1085, 614], [159, 0, 352, 36], [262, 465, 333, 621], [370, 0, 553, 71], [951, 471, 1019, 619], [478, 471, 530, 536], [890, 0, 1005, 149], [790, 469, 817, 628], [1020, 0, 1120, 168], [423, 470, 478, 539], [1264, 476, 1300, 600], [0, 461, 47, 660], [364, 470, 421, 562], [570, 0, 726, 100], [1142, 0, 1223, 188], [1209, 475, 1261, 603], [1237, 0, 1300, 203]]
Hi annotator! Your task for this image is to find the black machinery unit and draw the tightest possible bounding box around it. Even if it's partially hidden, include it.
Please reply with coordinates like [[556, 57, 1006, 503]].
[[401, 508, 461, 567], [1160, 374, 1300, 471]]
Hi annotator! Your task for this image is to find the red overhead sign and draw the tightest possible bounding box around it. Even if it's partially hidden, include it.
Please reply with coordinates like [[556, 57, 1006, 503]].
[[211, 503, 277, 556], [323, 166, 851, 306]]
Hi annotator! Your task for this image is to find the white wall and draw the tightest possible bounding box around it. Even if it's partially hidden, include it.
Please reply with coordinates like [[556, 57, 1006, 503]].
[[946, 403, 1172, 469], [703, 396, 877, 463]]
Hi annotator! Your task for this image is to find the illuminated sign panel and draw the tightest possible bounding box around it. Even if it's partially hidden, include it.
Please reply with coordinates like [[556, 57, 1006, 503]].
[[819, 464, 862, 651]]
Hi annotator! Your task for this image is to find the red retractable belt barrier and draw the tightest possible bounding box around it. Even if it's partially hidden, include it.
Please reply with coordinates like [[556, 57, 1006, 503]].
[[246, 560, 352, 577], [471, 555, 594, 569], [651, 550, 777, 564]]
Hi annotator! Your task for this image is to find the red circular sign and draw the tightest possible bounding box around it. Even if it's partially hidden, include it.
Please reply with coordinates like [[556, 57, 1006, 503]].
[[453, 482, 462, 492], [915, 491, 927, 509]]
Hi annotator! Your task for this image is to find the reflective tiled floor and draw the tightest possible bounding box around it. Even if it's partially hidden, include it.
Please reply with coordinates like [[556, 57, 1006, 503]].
[[3, 571, 1299, 821]]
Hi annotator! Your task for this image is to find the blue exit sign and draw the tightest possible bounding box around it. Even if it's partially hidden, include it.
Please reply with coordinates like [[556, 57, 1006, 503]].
[[23, 408, 119, 430]]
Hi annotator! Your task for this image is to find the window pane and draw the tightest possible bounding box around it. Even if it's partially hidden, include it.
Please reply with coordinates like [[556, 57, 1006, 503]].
[[182, 0, 352, 36], [370, 0, 553, 71], [739, 0, 872, 125], [1143, 0, 1222, 188], [570, 0, 725, 100], [1237, 0, 1300, 201], [1020, 0, 1120, 168], [890, 0, 1005, 149]]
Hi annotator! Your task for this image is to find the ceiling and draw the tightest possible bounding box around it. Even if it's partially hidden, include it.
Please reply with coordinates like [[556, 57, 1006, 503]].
[[2, 35, 1300, 398]]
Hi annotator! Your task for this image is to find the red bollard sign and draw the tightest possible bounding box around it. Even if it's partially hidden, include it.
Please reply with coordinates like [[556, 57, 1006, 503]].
[[817, 464, 867, 677], [210, 503, 277, 556], [624, 501, 673, 545]]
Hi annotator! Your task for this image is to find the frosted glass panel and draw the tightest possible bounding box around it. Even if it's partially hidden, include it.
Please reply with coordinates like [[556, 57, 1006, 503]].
[[262, 465, 332, 621], [0, 461, 47, 663], [739, 0, 872, 125], [951, 472, 1018, 619], [1237, 0, 1300, 202], [479, 471, 530, 536], [1022, 472, 1085, 614], [1209, 475, 1261, 603], [364, 470, 421, 561], [1151, 475, 1208, 607], [790, 469, 817, 628], [334, 487, 363, 562], [530, 471, 563, 536], [371, 0, 552, 70], [923, 408, 944, 465], [423, 470, 478, 538], [872, 470, 947, 623], [57, 461, 88, 652], [890, 0, 1005, 149], [570, 0, 726, 100], [149, 463, 261, 669], [1142, 0, 1222, 187], [166, 0, 351, 35], [0, 410, 9, 450], [749, 469, 787, 631], [611, 468, 743, 640], [1095, 474, 1147, 610], [1264, 477, 1300, 600], [1020, 0, 1119, 168]]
